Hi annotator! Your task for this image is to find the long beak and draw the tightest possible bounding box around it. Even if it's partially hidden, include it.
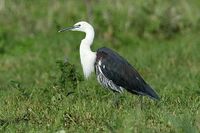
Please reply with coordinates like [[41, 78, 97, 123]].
[[58, 26, 75, 32]]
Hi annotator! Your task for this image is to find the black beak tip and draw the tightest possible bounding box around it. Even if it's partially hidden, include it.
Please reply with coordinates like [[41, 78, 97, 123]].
[[58, 29, 65, 32]]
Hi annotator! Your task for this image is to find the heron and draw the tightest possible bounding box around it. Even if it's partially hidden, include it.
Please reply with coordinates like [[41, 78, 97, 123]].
[[59, 21, 160, 101]]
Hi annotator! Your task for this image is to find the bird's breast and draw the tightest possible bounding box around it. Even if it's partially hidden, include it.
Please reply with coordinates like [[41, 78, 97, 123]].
[[80, 50, 96, 78]]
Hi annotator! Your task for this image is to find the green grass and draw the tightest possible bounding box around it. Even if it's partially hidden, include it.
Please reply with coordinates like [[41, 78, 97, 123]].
[[0, 0, 200, 132]]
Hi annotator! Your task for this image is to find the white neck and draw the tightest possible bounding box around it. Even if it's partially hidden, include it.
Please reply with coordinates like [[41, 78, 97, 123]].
[[79, 26, 96, 79]]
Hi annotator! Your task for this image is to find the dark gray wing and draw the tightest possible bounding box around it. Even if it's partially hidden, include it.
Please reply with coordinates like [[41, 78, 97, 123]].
[[95, 47, 160, 100]]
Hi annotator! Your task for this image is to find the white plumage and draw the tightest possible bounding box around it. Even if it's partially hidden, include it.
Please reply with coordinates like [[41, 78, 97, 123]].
[[76, 21, 96, 78]]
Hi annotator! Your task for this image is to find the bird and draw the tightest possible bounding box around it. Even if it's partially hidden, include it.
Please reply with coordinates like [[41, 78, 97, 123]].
[[58, 21, 160, 100]]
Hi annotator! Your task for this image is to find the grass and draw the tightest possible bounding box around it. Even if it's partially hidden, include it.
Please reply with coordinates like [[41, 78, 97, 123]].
[[0, 0, 200, 132]]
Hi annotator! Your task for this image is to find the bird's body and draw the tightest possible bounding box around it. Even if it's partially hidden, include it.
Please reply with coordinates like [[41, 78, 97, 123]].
[[59, 21, 160, 100]]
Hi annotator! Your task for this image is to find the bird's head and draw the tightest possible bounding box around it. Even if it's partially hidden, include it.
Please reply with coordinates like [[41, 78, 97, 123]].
[[59, 21, 93, 33]]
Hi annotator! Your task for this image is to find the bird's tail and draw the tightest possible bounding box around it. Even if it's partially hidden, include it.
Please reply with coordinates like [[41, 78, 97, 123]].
[[144, 85, 160, 100]]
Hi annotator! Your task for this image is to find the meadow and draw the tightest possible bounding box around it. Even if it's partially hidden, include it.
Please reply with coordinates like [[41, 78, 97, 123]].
[[0, 0, 200, 132]]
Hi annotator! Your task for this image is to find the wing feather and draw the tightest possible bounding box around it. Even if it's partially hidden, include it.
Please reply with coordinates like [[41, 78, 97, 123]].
[[96, 47, 160, 99]]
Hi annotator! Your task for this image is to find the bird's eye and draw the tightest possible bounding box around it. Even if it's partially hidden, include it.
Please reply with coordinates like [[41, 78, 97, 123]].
[[78, 24, 81, 27]]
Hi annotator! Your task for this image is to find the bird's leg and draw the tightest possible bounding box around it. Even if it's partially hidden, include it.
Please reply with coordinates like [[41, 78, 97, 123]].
[[139, 95, 144, 110], [113, 93, 121, 108]]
